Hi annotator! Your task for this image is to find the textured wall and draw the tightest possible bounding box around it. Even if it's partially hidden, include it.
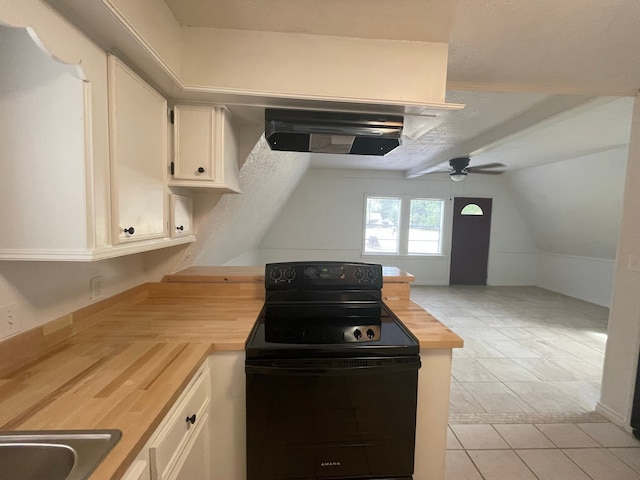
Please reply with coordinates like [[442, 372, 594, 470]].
[[178, 137, 310, 269]]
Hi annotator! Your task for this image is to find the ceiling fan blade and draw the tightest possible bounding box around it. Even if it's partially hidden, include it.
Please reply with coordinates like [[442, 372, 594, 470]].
[[467, 169, 504, 175], [469, 162, 505, 170], [425, 167, 453, 174]]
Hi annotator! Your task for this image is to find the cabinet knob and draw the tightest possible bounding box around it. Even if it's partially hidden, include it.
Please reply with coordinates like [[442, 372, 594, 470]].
[[123, 227, 135, 235], [177, 225, 184, 231], [186, 414, 197, 425], [197, 167, 205, 173]]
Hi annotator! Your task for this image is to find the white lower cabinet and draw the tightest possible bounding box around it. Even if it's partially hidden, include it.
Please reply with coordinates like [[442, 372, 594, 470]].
[[144, 362, 211, 480], [168, 412, 210, 480], [121, 459, 151, 480]]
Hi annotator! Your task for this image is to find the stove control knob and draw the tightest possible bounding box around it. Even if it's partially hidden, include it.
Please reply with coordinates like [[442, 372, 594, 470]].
[[354, 268, 364, 280], [284, 268, 296, 280], [269, 268, 282, 280], [367, 328, 375, 340], [366, 268, 378, 280], [354, 329, 362, 340]]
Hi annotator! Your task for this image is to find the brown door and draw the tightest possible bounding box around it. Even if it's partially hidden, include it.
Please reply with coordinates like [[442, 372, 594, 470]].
[[449, 197, 493, 285]]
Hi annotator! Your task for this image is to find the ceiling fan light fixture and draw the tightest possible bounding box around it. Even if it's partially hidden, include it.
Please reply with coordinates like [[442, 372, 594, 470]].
[[450, 172, 467, 182]]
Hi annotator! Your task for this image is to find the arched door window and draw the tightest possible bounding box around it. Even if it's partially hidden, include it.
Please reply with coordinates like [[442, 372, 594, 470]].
[[461, 204, 484, 215]]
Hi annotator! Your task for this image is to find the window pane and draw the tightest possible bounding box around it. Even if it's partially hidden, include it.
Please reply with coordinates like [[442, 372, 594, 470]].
[[461, 204, 483, 215], [408, 199, 443, 254], [364, 197, 400, 254]]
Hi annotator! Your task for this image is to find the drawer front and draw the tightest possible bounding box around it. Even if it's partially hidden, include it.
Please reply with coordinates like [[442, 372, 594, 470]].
[[150, 366, 211, 480]]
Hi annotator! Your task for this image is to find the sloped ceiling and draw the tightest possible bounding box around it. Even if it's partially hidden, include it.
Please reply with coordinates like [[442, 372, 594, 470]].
[[506, 147, 628, 259]]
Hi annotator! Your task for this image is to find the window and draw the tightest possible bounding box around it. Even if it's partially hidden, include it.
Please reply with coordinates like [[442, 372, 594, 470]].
[[364, 196, 401, 254], [363, 195, 444, 255], [408, 198, 444, 254], [461, 203, 483, 215]]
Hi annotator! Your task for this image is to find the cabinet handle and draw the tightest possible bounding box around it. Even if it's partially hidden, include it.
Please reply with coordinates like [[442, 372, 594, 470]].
[[197, 167, 205, 173], [176, 225, 184, 231], [123, 227, 135, 235], [186, 414, 196, 425]]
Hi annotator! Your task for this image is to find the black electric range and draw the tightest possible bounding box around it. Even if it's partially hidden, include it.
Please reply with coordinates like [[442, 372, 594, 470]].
[[246, 262, 419, 358], [245, 262, 420, 480]]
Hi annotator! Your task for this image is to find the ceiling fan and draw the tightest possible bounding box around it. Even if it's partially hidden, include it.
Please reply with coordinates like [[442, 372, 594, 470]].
[[429, 157, 506, 182]]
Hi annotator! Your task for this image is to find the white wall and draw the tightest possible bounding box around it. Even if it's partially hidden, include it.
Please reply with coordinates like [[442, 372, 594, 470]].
[[537, 253, 615, 307], [505, 147, 627, 305], [258, 168, 539, 285], [181, 27, 449, 105], [598, 96, 640, 430], [0, 246, 187, 336]]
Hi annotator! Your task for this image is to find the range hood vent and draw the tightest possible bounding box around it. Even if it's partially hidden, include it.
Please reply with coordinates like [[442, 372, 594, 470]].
[[265, 109, 403, 156]]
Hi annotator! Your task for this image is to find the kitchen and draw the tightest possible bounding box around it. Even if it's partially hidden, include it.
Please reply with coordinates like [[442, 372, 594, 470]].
[[1, 0, 640, 479]]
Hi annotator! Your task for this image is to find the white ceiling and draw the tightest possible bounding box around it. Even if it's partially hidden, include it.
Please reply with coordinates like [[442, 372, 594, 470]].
[[163, 0, 640, 176]]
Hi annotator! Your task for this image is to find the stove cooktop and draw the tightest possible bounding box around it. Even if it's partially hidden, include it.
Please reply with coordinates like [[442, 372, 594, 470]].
[[245, 262, 420, 359], [245, 301, 419, 359]]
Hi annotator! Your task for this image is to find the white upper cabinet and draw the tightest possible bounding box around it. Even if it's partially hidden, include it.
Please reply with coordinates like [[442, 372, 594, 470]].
[[0, 12, 194, 261], [0, 23, 95, 260], [108, 54, 168, 244], [170, 194, 193, 238], [170, 105, 241, 192]]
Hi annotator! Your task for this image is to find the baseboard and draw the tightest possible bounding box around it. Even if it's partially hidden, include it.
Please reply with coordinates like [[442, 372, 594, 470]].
[[596, 401, 630, 431]]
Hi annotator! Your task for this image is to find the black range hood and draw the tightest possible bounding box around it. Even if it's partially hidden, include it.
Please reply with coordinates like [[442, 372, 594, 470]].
[[265, 109, 403, 156]]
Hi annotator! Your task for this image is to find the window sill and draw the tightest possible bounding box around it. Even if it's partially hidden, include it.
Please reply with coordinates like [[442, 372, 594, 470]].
[[361, 253, 447, 259]]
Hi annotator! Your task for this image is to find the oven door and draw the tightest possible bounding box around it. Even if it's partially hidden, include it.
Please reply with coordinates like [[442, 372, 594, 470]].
[[246, 357, 420, 480]]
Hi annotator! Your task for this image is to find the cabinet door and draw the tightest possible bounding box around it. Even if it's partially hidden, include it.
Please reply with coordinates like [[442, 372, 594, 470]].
[[167, 413, 210, 480], [173, 105, 214, 182], [170, 105, 241, 192], [122, 459, 151, 480], [108, 54, 167, 244], [170, 194, 193, 238]]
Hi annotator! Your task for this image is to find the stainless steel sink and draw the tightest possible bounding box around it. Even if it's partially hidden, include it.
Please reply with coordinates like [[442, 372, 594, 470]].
[[0, 430, 121, 480]]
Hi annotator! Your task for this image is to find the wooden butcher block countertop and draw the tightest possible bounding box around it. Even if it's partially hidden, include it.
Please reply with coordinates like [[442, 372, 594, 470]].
[[0, 277, 461, 480]]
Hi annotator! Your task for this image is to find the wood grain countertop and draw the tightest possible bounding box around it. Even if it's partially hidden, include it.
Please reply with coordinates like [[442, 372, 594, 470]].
[[0, 282, 461, 480]]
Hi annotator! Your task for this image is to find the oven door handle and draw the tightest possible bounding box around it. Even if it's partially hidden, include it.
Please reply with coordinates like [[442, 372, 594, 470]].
[[245, 360, 421, 376]]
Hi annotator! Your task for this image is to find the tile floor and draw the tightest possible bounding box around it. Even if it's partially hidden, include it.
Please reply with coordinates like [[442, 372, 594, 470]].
[[410, 286, 640, 480]]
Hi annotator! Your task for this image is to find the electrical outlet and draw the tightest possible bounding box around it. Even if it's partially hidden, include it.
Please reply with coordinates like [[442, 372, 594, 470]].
[[90, 276, 104, 300], [628, 255, 640, 273], [0, 303, 22, 340]]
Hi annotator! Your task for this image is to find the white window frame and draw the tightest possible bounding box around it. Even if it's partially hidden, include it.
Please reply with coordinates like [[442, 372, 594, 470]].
[[362, 194, 446, 257], [362, 195, 402, 255]]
